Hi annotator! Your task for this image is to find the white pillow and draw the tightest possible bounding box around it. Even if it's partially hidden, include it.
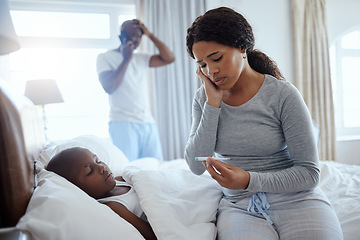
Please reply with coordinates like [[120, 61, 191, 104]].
[[49, 135, 129, 176], [16, 170, 144, 240]]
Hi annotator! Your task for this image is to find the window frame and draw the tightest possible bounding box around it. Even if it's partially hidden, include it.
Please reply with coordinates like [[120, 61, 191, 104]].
[[8, 0, 136, 141], [330, 27, 360, 141], [9, 0, 135, 49]]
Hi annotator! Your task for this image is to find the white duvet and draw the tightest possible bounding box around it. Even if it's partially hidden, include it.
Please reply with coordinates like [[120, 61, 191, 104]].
[[122, 165, 222, 240], [318, 161, 360, 240]]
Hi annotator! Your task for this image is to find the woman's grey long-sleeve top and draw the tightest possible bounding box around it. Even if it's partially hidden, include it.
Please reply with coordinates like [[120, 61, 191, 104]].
[[184, 74, 321, 201]]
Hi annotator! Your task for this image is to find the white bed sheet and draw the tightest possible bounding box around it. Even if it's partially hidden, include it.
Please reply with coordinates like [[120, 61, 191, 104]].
[[16, 134, 360, 240], [128, 159, 360, 240], [318, 161, 360, 240]]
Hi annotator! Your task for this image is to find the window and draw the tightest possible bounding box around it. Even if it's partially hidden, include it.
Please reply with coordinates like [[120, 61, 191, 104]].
[[9, 1, 136, 141], [330, 28, 360, 140], [11, 10, 110, 39]]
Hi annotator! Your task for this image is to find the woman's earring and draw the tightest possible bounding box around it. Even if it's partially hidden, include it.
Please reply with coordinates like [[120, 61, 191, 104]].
[[243, 54, 246, 59]]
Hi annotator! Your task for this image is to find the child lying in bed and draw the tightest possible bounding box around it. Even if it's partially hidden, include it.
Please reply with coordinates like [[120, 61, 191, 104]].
[[46, 147, 157, 240]]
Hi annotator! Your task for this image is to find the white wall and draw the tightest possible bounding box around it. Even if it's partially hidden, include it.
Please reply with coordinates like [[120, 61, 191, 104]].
[[326, 0, 360, 44], [0, 56, 11, 80], [205, 0, 360, 165], [205, 0, 293, 82]]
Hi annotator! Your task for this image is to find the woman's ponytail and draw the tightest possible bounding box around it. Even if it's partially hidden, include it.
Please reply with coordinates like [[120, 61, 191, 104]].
[[247, 50, 285, 80]]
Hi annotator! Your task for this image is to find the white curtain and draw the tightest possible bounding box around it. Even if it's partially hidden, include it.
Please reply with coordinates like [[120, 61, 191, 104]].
[[291, 0, 336, 160], [136, 0, 205, 160]]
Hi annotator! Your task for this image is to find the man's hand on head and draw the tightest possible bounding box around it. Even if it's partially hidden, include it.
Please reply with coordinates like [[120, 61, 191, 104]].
[[131, 19, 150, 36]]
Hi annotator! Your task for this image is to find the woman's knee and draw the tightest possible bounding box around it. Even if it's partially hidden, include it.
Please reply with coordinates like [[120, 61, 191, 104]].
[[217, 207, 278, 240]]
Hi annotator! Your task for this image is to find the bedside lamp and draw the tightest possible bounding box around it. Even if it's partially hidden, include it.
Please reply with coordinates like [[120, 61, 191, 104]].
[[24, 79, 64, 142]]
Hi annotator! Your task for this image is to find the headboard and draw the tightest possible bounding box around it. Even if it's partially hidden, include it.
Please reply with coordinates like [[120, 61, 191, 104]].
[[0, 88, 45, 228]]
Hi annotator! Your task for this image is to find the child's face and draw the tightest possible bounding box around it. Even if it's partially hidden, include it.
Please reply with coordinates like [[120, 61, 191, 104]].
[[68, 148, 116, 199]]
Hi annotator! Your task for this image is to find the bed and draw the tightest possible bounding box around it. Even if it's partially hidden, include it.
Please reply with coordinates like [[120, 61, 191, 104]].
[[1, 87, 360, 240]]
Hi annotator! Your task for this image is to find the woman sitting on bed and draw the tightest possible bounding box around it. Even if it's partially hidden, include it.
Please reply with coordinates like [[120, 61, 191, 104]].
[[46, 147, 157, 240], [184, 7, 343, 240]]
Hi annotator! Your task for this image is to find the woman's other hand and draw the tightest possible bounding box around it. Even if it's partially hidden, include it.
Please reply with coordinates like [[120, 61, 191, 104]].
[[203, 157, 250, 190]]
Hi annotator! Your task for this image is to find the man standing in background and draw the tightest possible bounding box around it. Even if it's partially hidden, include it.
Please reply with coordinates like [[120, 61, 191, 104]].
[[96, 19, 175, 161]]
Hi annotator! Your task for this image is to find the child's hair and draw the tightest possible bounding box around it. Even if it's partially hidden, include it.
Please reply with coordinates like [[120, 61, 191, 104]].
[[186, 7, 284, 80], [46, 147, 84, 183]]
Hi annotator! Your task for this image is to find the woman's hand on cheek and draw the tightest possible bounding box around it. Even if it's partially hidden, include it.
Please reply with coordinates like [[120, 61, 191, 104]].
[[196, 66, 223, 108], [203, 158, 250, 190]]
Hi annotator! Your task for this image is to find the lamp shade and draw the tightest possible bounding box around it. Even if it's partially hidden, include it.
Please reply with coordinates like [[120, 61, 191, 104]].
[[24, 79, 64, 105], [0, 0, 21, 55]]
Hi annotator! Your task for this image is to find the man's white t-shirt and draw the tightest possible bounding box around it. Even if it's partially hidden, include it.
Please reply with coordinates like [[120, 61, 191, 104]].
[[96, 49, 154, 123]]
